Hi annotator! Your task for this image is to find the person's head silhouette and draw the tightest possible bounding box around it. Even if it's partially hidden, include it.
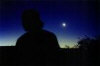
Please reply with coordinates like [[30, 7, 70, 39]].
[[22, 9, 43, 32]]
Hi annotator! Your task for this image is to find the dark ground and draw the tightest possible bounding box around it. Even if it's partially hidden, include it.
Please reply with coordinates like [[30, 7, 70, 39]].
[[0, 46, 99, 66]]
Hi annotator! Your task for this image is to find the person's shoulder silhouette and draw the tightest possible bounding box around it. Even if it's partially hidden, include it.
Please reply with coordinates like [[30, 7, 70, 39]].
[[16, 9, 60, 65]]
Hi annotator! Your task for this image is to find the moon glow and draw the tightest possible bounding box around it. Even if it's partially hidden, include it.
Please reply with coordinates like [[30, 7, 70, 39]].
[[62, 22, 66, 27]]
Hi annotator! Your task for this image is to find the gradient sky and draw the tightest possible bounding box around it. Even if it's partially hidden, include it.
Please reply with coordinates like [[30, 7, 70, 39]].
[[0, 0, 99, 48]]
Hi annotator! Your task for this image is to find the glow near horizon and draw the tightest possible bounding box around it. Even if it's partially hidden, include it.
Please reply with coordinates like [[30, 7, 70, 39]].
[[0, 32, 78, 48], [0, 38, 78, 48]]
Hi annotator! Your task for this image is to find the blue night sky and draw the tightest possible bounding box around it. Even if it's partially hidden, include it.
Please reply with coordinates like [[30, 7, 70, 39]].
[[0, 0, 99, 48]]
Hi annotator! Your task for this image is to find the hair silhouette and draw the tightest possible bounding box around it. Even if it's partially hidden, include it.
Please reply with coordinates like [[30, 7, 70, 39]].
[[16, 9, 60, 65], [21, 9, 43, 32]]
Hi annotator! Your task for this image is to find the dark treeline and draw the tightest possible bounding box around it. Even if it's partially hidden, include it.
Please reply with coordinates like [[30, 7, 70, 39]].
[[78, 35, 100, 66]]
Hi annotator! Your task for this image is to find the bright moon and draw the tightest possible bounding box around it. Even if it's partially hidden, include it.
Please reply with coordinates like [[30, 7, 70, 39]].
[[62, 22, 66, 27]]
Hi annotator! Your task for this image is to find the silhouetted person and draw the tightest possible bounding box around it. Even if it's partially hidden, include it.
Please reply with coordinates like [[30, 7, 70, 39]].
[[16, 9, 60, 65]]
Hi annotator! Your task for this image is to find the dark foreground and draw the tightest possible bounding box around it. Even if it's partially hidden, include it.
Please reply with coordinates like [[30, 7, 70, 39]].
[[0, 46, 99, 66]]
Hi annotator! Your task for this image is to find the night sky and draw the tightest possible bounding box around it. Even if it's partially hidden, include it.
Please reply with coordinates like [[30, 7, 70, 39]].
[[0, 0, 99, 48]]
